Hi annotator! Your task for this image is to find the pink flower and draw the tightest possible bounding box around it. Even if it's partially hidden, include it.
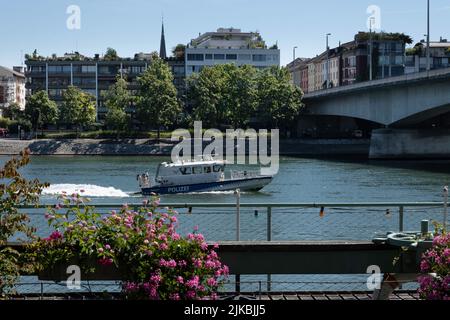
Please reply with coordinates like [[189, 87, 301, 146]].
[[167, 259, 177, 268], [143, 239, 150, 245], [169, 293, 180, 300], [48, 231, 63, 241], [186, 276, 200, 289], [186, 291, 196, 299], [105, 244, 111, 250], [207, 278, 217, 287], [177, 276, 184, 284], [98, 247, 104, 253], [98, 258, 113, 266]]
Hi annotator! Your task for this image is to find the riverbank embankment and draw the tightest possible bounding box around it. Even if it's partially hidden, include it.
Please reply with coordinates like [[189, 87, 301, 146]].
[[0, 138, 370, 157]]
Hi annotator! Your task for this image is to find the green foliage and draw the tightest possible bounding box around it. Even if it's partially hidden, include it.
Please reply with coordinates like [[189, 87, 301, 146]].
[[255, 67, 304, 129], [0, 150, 49, 297], [187, 66, 228, 128], [103, 76, 133, 132], [59, 86, 96, 131], [31, 196, 228, 300], [2, 103, 22, 121], [25, 91, 58, 131], [356, 32, 413, 44], [104, 48, 119, 61], [172, 44, 186, 59], [136, 54, 181, 135], [0, 117, 14, 129], [188, 64, 303, 129]]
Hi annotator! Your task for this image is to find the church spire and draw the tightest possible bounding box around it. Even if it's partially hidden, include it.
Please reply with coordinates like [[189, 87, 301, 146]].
[[159, 17, 167, 59]]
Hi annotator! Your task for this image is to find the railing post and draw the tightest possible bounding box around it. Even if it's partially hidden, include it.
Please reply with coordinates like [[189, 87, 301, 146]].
[[235, 189, 241, 241], [236, 275, 241, 294], [267, 206, 272, 292], [399, 206, 404, 232]]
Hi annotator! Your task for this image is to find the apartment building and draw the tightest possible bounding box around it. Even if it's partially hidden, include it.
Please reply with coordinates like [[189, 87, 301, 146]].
[[0, 66, 26, 117], [405, 38, 450, 73], [288, 31, 409, 92], [185, 28, 280, 77]]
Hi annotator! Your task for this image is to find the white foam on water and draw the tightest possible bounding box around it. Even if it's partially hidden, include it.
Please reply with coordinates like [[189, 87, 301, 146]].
[[43, 184, 130, 198]]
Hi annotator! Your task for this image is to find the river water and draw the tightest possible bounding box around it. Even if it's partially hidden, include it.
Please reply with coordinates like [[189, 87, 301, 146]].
[[2, 155, 448, 241], [2, 155, 448, 293]]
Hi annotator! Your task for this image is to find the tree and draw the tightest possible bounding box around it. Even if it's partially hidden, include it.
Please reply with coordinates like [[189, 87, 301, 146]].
[[103, 76, 133, 133], [224, 65, 258, 128], [25, 91, 58, 135], [136, 54, 181, 139], [187, 64, 258, 128], [3, 103, 22, 121], [256, 67, 303, 133], [59, 86, 96, 135], [104, 48, 119, 61], [187, 65, 228, 128], [172, 44, 186, 59]]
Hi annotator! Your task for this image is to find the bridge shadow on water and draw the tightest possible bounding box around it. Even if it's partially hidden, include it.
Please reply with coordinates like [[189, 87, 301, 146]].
[[288, 154, 450, 175]]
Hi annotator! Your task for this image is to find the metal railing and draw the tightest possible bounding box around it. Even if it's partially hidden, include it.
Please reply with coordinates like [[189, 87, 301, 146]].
[[18, 201, 447, 242]]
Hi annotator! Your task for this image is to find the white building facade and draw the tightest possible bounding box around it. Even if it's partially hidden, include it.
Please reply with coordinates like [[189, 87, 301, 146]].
[[185, 28, 280, 76], [0, 66, 26, 117]]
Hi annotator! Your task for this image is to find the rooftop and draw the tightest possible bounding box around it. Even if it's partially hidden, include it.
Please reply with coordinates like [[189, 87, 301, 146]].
[[189, 27, 273, 50], [0, 65, 25, 78]]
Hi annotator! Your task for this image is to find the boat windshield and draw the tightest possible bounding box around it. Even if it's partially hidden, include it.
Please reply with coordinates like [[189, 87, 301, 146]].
[[204, 166, 212, 173], [179, 167, 192, 175], [193, 166, 203, 174]]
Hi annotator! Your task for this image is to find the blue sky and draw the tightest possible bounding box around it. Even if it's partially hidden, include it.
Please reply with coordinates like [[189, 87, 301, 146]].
[[0, 0, 449, 68]]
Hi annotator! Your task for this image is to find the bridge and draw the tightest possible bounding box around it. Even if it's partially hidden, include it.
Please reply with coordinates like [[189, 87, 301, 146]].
[[303, 68, 450, 158]]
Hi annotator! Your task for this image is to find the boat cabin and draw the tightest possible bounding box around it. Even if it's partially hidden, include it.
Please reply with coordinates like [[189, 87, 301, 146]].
[[155, 160, 226, 186]]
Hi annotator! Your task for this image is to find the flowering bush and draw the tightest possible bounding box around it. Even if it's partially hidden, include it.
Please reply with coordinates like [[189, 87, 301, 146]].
[[0, 149, 48, 297], [31, 194, 228, 300], [418, 232, 450, 300]]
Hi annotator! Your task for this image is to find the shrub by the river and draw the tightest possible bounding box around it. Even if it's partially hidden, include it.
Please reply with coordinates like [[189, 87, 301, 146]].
[[0, 149, 49, 297], [418, 230, 450, 300], [31, 194, 228, 300]]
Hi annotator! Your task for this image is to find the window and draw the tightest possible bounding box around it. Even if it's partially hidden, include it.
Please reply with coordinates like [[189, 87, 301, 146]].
[[48, 65, 71, 74], [205, 54, 213, 60], [187, 54, 204, 61], [213, 165, 224, 173], [98, 66, 118, 75], [0, 86, 4, 103], [204, 166, 212, 173], [238, 54, 251, 61], [226, 54, 237, 60], [73, 77, 96, 86], [73, 65, 96, 73], [48, 77, 70, 87], [214, 54, 225, 60], [191, 66, 203, 73], [30, 66, 46, 73], [193, 166, 202, 174], [179, 167, 192, 175], [172, 66, 185, 76], [252, 54, 267, 62]]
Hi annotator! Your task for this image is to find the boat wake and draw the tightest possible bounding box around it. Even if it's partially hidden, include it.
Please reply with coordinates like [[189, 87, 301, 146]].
[[43, 184, 130, 198]]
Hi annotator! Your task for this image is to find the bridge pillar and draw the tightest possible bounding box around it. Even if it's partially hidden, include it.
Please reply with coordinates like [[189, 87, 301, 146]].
[[370, 128, 450, 159]]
